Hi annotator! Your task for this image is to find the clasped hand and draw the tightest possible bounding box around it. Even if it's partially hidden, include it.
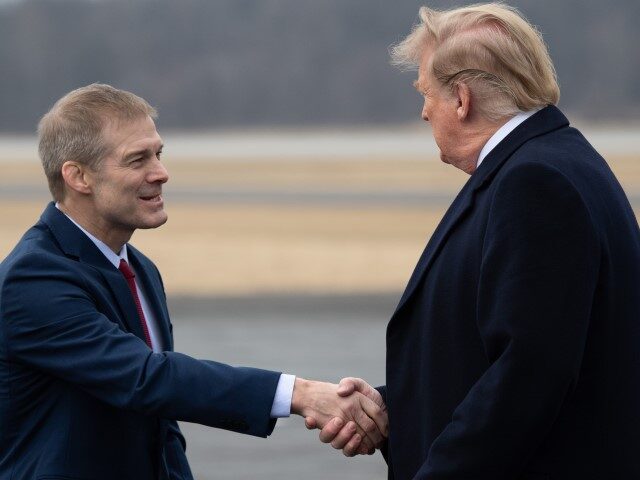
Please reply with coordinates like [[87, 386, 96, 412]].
[[292, 377, 387, 457]]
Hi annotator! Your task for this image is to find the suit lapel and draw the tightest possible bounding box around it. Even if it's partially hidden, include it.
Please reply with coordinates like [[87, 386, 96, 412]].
[[392, 106, 570, 316], [40, 203, 151, 344]]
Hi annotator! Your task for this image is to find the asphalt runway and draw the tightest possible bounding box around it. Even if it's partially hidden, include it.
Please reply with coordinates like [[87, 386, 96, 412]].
[[168, 293, 398, 479]]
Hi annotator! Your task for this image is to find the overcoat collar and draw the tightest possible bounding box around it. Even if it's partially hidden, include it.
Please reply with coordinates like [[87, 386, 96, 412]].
[[392, 106, 570, 316], [40, 202, 171, 350]]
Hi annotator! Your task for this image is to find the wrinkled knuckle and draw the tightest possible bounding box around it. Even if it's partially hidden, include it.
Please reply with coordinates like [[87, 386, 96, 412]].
[[362, 438, 374, 450]]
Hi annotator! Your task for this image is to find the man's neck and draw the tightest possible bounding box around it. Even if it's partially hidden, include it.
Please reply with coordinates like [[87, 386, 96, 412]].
[[455, 121, 506, 175]]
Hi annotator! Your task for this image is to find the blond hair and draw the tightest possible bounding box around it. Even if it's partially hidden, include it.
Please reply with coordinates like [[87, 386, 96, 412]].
[[391, 3, 559, 121], [38, 83, 157, 201]]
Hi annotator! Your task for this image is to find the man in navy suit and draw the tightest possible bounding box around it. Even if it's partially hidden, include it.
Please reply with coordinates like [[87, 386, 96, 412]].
[[314, 3, 640, 478], [0, 84, 387, 479]]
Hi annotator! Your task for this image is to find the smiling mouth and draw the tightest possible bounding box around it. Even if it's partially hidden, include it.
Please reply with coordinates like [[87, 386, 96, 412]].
[[139, 194, 162, 203]]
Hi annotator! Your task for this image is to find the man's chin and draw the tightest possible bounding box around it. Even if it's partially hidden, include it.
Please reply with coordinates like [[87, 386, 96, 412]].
[[138, 213, 168, 230]]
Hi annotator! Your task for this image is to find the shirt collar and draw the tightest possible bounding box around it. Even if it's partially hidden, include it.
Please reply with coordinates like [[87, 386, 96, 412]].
[[55, 203, 129, 269], [477, 109, 540, 168]]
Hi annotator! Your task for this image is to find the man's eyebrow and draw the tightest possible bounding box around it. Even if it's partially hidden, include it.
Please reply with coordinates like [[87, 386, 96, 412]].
[[124, 144, 163, 160], [124, 148, 150, 160], [413, 80, 428, 94]]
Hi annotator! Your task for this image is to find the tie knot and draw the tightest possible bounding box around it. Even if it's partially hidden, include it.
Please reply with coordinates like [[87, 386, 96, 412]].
[[118, 259, 135, 279]]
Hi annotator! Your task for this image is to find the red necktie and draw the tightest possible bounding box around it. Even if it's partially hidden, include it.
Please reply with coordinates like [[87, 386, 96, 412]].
[[118, 259, 153, 349]]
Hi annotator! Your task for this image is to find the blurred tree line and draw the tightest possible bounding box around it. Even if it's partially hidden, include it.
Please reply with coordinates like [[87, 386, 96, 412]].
[[0, 0, 638, 132]]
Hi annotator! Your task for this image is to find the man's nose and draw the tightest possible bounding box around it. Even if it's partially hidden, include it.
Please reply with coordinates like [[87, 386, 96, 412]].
[[421, 103, 429, 122], [149, 158, 169, 184]]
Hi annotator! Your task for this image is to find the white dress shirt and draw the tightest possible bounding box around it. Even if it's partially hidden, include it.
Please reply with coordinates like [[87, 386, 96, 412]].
[[55, 205, 294, 417], [476, 109, 540, 168]]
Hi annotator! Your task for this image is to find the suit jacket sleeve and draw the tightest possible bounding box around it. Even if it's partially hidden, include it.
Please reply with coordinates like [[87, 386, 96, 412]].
[[0, 253, 280, 438], [417, 162, 600, 479]]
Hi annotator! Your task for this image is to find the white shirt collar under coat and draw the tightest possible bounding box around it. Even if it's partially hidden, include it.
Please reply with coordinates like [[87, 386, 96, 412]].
[[476, 109, 540, 168], [55, 203, 129, 268]]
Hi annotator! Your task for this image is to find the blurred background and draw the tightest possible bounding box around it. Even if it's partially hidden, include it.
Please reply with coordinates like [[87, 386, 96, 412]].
[[1, 0, 638, 478]]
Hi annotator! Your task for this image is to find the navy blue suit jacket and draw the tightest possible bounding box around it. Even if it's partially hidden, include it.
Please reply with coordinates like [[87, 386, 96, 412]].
[[382, 107, 640, 479], [0, 204, 281, 479]]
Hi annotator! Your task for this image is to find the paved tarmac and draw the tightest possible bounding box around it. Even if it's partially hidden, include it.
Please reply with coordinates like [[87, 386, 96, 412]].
[[168, 293, 398, 479]]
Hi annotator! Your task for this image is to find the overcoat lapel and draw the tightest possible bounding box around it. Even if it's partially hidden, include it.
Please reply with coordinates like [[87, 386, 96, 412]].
[[394, 169, 478, 312], [40, 203, 152, 344], [391, 106, 570, 317]]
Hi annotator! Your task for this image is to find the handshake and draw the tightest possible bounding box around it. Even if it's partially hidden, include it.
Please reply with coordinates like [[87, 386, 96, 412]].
[[291, 377, 388, 457]]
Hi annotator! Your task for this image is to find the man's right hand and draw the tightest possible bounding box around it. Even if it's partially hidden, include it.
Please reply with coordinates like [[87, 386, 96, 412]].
[[291, 377, 388, 456], [300, 377, 387, 456]]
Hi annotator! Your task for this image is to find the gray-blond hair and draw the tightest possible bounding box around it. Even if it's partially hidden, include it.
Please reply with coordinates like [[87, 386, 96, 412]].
[[38, 83, 157, 201], [391, 3, 560, 121]]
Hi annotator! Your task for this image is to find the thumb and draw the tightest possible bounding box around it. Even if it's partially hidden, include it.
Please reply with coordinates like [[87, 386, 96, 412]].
[[337, 377, 363, 397], [305, 416, 318, 429]]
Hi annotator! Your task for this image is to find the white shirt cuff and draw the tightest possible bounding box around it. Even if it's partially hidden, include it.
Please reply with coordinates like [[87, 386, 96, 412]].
[[270, 373, 295, 418]]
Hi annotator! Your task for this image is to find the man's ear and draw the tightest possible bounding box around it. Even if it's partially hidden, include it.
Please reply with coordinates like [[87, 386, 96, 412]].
[[454, 82, 471, 121], [61, 161, 92, 195]]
